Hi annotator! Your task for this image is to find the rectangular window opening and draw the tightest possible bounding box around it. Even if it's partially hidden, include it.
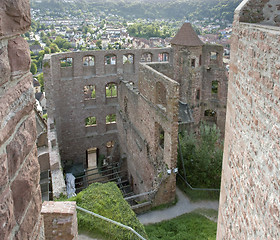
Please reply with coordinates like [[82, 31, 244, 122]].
[[106, 114, 116, 124], [212, 81, 219, 94], [191, 59, 196, 68], [211, 52, 218, 60], [84, 85, 96, 100], [85, 116, 97, 127], [60, 58, 73, 67]]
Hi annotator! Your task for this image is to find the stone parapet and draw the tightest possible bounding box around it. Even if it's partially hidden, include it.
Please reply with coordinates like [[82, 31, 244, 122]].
[[41, 201, 78, 240]]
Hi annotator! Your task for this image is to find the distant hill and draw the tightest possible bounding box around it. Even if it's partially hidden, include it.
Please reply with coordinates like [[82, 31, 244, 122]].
[[31, 0, 242, 22]]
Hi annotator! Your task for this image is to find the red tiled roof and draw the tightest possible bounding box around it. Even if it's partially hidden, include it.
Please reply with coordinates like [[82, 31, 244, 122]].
[[170, 22, 204, 46]]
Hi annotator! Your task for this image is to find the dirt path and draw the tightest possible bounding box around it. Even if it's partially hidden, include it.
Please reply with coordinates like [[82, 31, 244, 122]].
[[137, 187, 219, 225]]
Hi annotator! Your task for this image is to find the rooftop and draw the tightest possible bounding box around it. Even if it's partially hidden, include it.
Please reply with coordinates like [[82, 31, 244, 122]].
[[170, 22, 204, 47]]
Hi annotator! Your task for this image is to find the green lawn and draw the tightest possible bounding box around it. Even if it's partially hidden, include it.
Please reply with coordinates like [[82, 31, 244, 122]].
[[145, 212, 217, 240]]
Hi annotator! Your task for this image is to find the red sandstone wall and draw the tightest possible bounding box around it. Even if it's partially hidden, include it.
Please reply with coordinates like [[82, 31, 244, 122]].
[[217, 0, 280, 238], [43, 48, 172, 167], [117, 63, 179, 205], [0, 1, 43, 239]]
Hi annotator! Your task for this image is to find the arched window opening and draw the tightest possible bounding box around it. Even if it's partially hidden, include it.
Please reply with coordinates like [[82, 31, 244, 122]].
[[204, 109, 217, 124], [105, 83, 117, 98], [106, 141, 114, 156], [83, 56, 95, 66], [123, 54, 134, 64]]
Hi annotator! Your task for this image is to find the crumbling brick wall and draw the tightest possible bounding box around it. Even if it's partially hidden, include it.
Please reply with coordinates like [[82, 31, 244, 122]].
[[217, 0, 280, 238], [0, 1, 43, 239], [44, 48, 172, 168], [117, 63, 179, 205]]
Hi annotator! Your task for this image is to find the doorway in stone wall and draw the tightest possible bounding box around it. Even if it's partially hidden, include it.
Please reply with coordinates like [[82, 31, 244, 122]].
[[86, 147, 99, 169]]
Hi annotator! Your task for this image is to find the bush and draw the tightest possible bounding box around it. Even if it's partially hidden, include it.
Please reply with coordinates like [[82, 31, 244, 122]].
[[178, 123, 223, 189], [69, 182, 148, 240]]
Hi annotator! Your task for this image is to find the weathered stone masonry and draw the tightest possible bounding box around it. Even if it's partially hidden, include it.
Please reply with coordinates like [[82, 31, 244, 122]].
[[44, 48, 173, 168], [117, 63, 179, 205], [217, 0, 280, 239], [0, 1, 43, 239], [171, 23, 228, 134]]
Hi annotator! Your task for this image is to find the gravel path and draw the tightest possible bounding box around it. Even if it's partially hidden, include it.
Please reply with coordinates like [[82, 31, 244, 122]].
[[137, 187, 219, 225]]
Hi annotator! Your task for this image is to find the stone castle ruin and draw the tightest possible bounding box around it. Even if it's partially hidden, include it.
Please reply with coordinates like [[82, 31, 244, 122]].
[[1, 0, 279, 239], [43, 22, 228, 207]]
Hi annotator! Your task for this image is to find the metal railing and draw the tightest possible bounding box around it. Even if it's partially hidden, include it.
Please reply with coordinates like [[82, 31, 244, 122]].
[[76, 206, 147, 240]]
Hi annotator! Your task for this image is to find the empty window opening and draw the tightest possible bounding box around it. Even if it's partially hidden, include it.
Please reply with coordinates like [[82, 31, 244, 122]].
[[196, 89, 200, 100], [83, 56, 95, 66], [106, 83, 117, 98], [156, 81, 167, 108], [158, 52, 169, 62], [204, 109, 217, 124], [123, 54, 134, 64], [159, 129, 164, 149], [106, 114, 116, 124], [199, 55, 202, 66], [85, 116, 96, 127], [83, 85, 96, 100], [106, 141, 114, 156], [191, 59, 196, 68], [105, 55, 116, 65], [211, 52, 218, 60], [140, 52, 152, 62], [212, 81, 219, 94], [60, 58, 73, 67], [204, 109, 217, 117]]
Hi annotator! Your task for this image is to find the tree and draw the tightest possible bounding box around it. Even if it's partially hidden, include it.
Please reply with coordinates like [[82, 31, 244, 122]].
[[44, 47, 51, 54], [37, 73, 44, 91], [30, 62, 37, 75], [32, 40, 40, 45], [96, 40, 102, 50], [178, 123, 223, 188], [49, 43, 60, 53]]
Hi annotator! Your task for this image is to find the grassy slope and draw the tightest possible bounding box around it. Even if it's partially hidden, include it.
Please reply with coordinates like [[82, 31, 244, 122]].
[[69, 182, 148, 240], [145, 212, 217, 240]]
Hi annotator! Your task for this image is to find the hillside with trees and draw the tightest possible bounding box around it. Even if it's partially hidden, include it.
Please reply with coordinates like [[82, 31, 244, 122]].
[[31, 0, 242, 22]]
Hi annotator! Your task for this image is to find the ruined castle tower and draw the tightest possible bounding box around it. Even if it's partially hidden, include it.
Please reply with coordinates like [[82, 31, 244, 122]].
[[171, 23, 228, 133]]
